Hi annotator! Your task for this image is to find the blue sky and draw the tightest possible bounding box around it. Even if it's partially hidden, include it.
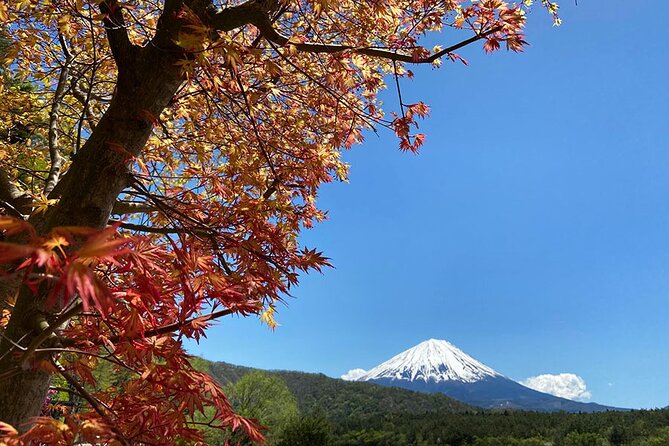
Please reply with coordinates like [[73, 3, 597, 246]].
[[187, 2, 669, 409]]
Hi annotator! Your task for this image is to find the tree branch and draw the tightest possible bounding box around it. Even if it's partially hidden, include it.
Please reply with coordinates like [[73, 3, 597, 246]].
[[70, 77, 98, 131], [211, 1, 500, 64], [19, 302, 83, 369], [250, 12, 501, 64], [0, 168, 26, 205], [111, 200, 157, 215], [52, 359, 130, 446], [0, 168, 30, 217], [62, 307, 236, 348], [160, 0, 493, 66], [44, 33, 73, 196], [119, 307, 236, 342], [99, 0, 137, 68], [211, 0, 281, 32], [111, 220, 191, 235]]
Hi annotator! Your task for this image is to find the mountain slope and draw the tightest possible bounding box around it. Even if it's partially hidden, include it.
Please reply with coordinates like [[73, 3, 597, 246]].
[[349, 339, 618, 413], [205, 360, 472, 423]]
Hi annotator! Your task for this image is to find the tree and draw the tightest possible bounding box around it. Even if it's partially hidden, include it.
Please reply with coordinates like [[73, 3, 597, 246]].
[[0, 0, 558, 443], [221, 371, 298, 445], [277, 411, 333, 446], [647, 427, 669, 446], [564, 432, 610, 446]]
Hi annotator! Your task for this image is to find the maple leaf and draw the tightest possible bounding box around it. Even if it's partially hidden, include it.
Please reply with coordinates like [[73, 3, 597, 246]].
[[0, 421, 18, 438], [0, 242, 36, 264], [42, 234, 70, 256], [484, 37, 502, 53], [31, 193, 58, 215], [0, 216, 35, 238], [74, 227, 130, 262]]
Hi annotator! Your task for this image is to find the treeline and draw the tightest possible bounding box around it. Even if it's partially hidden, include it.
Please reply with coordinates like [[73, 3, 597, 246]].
[[331, 409, 669, 446]]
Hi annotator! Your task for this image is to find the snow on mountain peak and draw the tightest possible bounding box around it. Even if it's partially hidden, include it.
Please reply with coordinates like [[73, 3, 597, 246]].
[[353, 339, 501, 384]]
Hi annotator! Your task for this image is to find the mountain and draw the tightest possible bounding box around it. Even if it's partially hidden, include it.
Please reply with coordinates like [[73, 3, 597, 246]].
[[347, 339, 617, 413], [356, 338, 500, 384]]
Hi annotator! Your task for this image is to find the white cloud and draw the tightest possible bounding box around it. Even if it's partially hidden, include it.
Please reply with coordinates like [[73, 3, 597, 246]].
[[341, 368, 367, 381], [520, 373, 592, 402]]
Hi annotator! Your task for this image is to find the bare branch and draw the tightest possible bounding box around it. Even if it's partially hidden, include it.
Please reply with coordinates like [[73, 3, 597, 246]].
[[111, 200, 157, 215], [62, 307, 236, 348], [70, 77, 98, 131], [52, 359, 130, 446], [211, 0, 281, 32], [0, 168, 26, 204], [44, 34, 73, 196], [0, 168, 31, 217], [19, 302, 83, 369], [111, 220, 191, 235], [99, 0, 138, 68]]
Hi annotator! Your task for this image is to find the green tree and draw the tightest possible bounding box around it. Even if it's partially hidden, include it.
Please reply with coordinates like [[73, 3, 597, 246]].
[[609, 425, 631, 446], [223, 371, 299, 445], [277, 412, 333, 446], [647, 427, 669, 446], [564, 432, 610, 446]]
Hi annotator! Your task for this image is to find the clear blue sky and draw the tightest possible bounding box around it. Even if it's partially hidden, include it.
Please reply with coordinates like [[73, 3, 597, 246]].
[[187, 2, 669, 409]]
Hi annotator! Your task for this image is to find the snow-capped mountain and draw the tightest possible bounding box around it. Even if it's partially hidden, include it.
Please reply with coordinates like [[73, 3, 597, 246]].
[[357, 339, 500, 384], [347, 339, 617, 413]]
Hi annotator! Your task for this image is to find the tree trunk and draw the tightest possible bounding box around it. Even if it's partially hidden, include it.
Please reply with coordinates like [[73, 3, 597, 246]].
[[0, 45, 185, 429]]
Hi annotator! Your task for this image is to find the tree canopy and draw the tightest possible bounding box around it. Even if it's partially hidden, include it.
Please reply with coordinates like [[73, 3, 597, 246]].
[[0, 0, 558, 443]]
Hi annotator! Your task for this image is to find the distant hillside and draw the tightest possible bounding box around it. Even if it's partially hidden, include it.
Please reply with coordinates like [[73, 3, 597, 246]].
[[205, 360, 472, 422]]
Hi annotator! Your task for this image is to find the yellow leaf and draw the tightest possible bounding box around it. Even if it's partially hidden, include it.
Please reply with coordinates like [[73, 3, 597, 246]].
[[260, 305, 278, 330], [0, 1, 8, 22]]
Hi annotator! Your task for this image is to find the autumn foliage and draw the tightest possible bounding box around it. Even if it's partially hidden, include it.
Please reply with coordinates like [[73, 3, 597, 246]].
[[0, 0, 557, 443]]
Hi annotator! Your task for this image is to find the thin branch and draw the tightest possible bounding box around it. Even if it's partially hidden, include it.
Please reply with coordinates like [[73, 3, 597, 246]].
[[233, 70, 279, 181], [37, 347, 140, 377], [122, 307, 235, 342], [19, 302, 83, 369], [393, 60, 406, 118], [76, 7, 99, 155], [0, 199, 26, 219], [99, 0, 137, 68], [248, 9, 501, 64], [44, 33, 73, 195], [111, 220, 191, 235], [70, 77, 98, 131], [111, 200, 157, 215], [62, 307, 236, 348], [53, 358, 130, 446], [49, 386, 83, 396], [0, 168, 30, 217]]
